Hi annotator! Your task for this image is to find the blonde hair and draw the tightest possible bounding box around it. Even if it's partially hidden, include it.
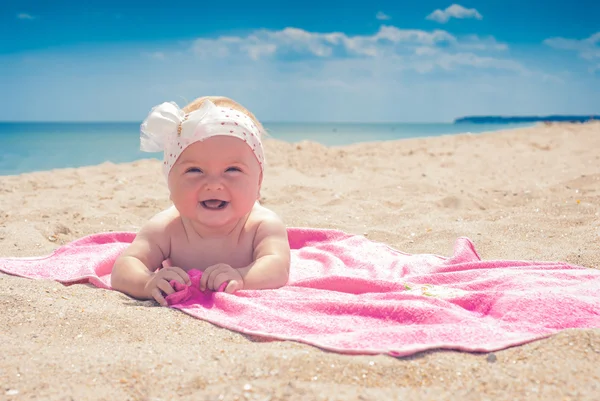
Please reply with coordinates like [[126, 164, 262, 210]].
[[183, 96, 266, 138]]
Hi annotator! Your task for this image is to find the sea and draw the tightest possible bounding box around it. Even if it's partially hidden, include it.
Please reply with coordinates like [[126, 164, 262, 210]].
[[0, 121, 534, 176]]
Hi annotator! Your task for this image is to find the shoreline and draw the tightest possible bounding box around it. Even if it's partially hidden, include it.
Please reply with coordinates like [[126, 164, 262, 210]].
[[0, 121, 570, 178]]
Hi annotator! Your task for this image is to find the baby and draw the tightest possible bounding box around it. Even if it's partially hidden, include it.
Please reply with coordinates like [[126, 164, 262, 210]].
[[111, 96, 291, 306]]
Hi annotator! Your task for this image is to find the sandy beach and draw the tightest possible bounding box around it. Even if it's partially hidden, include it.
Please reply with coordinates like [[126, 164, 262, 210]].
[[1, 122, 599, 400]]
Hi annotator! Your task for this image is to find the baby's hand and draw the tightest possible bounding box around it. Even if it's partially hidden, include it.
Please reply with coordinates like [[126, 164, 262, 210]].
[[144, 266, 191, 306], [200, 263, 244, 294]]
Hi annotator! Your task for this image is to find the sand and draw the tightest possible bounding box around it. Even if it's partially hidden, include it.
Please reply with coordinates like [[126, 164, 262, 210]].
[[1, 122, 599, 400]]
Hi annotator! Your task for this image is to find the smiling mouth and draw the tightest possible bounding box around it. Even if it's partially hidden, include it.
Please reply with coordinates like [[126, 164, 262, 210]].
[[200, 199, 229, 210]]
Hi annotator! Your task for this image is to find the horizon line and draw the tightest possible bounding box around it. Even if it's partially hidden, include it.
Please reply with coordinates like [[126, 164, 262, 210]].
[[1, 114, 597, 125], [0, 120, 459, 125]]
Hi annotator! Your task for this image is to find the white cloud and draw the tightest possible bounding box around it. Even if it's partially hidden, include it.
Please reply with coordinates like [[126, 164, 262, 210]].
[[544, 32, 600, 74], [172, 26, 552, 121], [189, 25, 514, 75], [544, 32, 600, 60], [414, 47, 439, 56], [426, 4, 483, 24], [435, 52, 525, 72], [17, 13, 36, 20], [245, 43, 278, 60], [376, 11, 391, 21], [375, 26, 456, 46], [459, 35, 508, 51]]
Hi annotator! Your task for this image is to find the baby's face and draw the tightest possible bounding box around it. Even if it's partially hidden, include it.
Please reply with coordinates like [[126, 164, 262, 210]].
[[168, 136, 262, 229]]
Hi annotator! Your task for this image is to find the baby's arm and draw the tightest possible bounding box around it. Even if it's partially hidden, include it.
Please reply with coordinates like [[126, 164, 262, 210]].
[[237, 216, 291, 290], [110, 218, 171, 300]]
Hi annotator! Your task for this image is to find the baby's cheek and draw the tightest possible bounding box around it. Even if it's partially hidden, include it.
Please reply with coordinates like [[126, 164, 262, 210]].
[[178, 177, 203, 192], [234, 184, 258, 203], [171, 182, 198, 205]]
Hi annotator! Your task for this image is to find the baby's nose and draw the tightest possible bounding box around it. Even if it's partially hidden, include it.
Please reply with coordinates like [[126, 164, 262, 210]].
[[204, 177, 223, 190]]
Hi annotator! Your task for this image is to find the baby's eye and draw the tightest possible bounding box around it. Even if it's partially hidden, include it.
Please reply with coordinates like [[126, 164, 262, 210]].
[[226, 167, 242, 172], [185, 167, 203, 174]]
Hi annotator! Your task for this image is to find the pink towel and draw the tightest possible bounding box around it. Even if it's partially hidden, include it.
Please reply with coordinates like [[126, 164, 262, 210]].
[[1, 228, 599, 356]]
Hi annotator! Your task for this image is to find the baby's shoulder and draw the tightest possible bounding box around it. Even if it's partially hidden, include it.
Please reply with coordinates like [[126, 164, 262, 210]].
[[248, 202, 283, 225], [244, 203, 287, 238]]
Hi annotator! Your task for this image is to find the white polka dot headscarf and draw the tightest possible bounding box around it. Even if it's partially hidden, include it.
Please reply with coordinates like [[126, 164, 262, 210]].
[[139, 100, 265, 180]]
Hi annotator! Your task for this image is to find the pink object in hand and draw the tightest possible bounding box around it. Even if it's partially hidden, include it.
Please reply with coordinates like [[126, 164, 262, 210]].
[[165, 269, 228, 305]]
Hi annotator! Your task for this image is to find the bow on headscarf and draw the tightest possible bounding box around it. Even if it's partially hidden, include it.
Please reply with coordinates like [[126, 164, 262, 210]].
[[140, 101, 216, 152]]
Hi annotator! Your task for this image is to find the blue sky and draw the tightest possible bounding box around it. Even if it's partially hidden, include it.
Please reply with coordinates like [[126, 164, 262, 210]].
[[1, 0, 599, 122]]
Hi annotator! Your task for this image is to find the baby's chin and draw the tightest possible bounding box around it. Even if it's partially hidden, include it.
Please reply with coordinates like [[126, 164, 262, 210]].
[[190, 203, 247, 228]]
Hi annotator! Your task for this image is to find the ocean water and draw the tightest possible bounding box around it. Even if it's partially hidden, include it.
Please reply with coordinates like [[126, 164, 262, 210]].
[[0, 121, 534, 176]]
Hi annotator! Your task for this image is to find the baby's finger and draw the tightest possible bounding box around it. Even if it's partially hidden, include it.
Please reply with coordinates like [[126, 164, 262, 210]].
[[210, 271, 231, 291], [200, 265, 219, 291], [224, 280, 242, 294], [168, 266, 191, 285], [161, 270, 187, 285], [151, 288, 168, 307], [157, 279, 175, 295], [205, 268, 224, 291]]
